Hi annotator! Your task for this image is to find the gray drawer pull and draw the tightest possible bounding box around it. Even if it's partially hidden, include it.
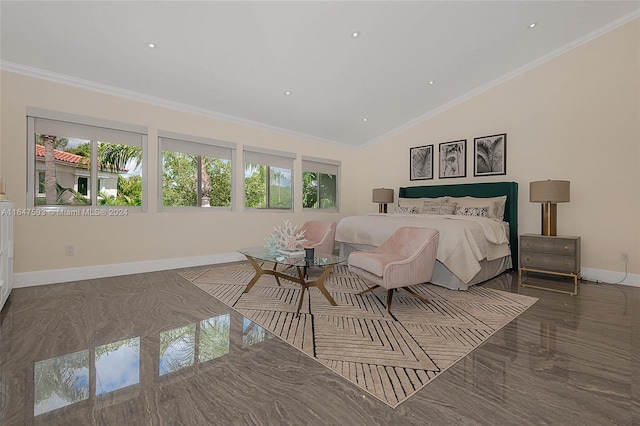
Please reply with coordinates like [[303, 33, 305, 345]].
[[564, 246, 569, 250]]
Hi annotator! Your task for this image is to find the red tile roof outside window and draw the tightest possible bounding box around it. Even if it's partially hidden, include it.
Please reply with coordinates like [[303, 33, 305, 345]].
[[35, 144, 89, 167], [35, 145, 129, 172]]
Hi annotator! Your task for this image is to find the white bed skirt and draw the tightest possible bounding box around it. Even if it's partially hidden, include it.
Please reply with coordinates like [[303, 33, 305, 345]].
[[338, 242, 512, 291]]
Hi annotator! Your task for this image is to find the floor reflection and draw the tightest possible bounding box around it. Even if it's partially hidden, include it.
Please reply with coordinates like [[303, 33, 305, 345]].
[[524, 284, 580, 381], [200, 315, 231, 362], [4, 268, 633, 425], [243, 317, 274, 348], [159, 323, 196, 376], [96, 337, 140, 395], [528, 323, 570, 380], [33, 350, 90, 416], [30, 312, 271, 420], [462, 318, 518, 403]]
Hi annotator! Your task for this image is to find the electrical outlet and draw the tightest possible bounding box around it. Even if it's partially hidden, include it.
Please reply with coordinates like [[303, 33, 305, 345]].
[[621, 253, 628, 263], [65, 244, 75, 256]]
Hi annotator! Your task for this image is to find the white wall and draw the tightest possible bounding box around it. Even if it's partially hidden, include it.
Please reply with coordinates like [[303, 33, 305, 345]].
[[1, 19, 637, 286], [359, 19, 639, 284]]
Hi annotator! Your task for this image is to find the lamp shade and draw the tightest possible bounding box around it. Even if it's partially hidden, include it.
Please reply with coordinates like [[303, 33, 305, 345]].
[[530, 180, 570, 203], [372, 188, 394, 204]]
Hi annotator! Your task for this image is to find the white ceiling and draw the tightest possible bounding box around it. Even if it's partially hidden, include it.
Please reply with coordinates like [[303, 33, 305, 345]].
[[1, 1, 638, 148]]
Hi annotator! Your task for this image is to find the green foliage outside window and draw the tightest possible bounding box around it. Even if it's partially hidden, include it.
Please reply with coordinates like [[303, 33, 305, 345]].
[[303, 171, 336, 209], [244, 164, 292, 209], [99, 175, 142, 206], [206, 158, 232, 207], [66, 142, 90, 157], [36, 136, 142, 206], [162, 152, 232, 207], [244, 163, 266, 208], [162, 152, 197, 206]]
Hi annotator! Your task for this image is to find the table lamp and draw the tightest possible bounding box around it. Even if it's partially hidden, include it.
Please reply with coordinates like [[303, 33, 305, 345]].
[[529, 180, 570, 236], [372, 188, 394, 213]]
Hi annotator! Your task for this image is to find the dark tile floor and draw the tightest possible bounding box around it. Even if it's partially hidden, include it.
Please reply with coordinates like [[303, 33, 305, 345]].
[[0, 266, 636, 425]]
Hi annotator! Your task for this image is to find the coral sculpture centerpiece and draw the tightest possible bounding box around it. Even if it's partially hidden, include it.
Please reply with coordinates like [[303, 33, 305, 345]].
[[270, 220, 307, 254]]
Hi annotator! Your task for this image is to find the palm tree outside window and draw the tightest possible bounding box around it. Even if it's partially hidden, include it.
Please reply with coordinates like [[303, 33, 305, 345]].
[[158, 134, 234, 209], [243, 147, 294, 210], [27, 115, 145, 208]]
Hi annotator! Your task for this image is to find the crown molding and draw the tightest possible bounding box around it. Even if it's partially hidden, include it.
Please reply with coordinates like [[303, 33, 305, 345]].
[[361, 10, 640, 150], [0, 61, 353, 149]]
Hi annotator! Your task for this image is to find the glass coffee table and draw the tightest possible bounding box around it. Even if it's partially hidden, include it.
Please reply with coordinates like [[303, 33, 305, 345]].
[[237, 247, 347, 315]]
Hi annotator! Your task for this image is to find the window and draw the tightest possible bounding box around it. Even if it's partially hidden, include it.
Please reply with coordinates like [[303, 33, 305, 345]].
[[27, 111, 147, 208], [77, 177, 88, 196], [302, 157, 340, 210], [159, 132, 235, 209], [38, 172, 45, 195], [243, 147, 295, 210]]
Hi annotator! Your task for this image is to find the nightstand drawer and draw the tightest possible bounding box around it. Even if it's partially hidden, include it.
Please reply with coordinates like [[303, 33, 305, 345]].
[[520, 237, 577, 256], [520, 251, 577, 274]]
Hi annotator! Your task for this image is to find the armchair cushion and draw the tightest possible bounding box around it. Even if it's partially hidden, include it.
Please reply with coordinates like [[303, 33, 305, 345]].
[[349, 252, 406, 277]]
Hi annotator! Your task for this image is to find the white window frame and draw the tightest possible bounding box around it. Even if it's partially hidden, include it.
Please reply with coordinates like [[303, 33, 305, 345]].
[[301, 156, 341, 212], [157, 131, 236, 211], [243, 146, 296, 211], [26, 108, 148, 211]]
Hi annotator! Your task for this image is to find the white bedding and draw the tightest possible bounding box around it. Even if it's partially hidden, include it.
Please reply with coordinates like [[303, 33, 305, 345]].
[[336, 213, 511, 284]]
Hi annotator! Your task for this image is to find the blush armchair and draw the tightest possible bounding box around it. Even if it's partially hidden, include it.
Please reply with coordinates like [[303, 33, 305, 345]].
[[300, 221, 337, 256], [348, 226, 439, 312]]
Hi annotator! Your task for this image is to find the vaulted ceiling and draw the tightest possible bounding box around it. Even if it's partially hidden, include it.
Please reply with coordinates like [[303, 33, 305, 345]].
[[1, 1, 638, 148]]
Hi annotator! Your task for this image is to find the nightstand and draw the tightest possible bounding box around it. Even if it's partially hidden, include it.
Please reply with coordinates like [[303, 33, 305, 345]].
[[519, 234, 581, 295]]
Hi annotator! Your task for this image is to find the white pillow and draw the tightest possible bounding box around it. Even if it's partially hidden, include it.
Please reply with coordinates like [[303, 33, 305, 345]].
[[422, 201, 457, 215], [398, 197, 447, 214], [456, 206, 489, 217], [447, 196, 507, 221], [393, 206, 417, 214]]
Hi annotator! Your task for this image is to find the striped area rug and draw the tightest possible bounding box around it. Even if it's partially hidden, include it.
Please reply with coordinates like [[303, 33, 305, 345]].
[[180, 263, 537, 408]]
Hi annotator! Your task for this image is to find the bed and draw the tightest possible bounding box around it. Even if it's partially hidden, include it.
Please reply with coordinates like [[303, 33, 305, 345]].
[[336, 182, 518, 290]]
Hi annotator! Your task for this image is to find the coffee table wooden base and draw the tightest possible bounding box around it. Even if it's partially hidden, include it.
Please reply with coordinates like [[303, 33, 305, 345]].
[[242, 255, 338, 315]]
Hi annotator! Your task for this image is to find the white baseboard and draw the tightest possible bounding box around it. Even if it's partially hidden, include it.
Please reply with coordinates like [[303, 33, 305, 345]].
[[581, 267, 639, 287], [14, 255, 639, 289], [13, 252, 246, 288]]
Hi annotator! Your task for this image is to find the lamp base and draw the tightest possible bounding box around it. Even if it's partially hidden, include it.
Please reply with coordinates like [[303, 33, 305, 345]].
[[378, 204, 388, 214], [541, 203, 557, 236]]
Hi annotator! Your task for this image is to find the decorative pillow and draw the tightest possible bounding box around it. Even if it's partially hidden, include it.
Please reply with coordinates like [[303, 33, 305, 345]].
[[398, 197, 447, 214], [393, 206, 417, 214], [422, 201, 457, 215], [448, 196, 507, 221], [456, 206, 489, 217]]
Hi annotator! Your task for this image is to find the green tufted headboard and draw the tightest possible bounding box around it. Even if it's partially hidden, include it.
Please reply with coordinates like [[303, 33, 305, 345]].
[[398, 181, 518, 268]]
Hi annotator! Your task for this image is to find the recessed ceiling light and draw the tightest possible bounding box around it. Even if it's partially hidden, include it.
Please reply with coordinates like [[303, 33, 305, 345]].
[[362, 118, 368, 122], [284, 91, 292, 96], [428, 80, 435, 85], [528, 22, 537, 29], [351, 31, 360, 38], [146, 42, 156, 48]]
